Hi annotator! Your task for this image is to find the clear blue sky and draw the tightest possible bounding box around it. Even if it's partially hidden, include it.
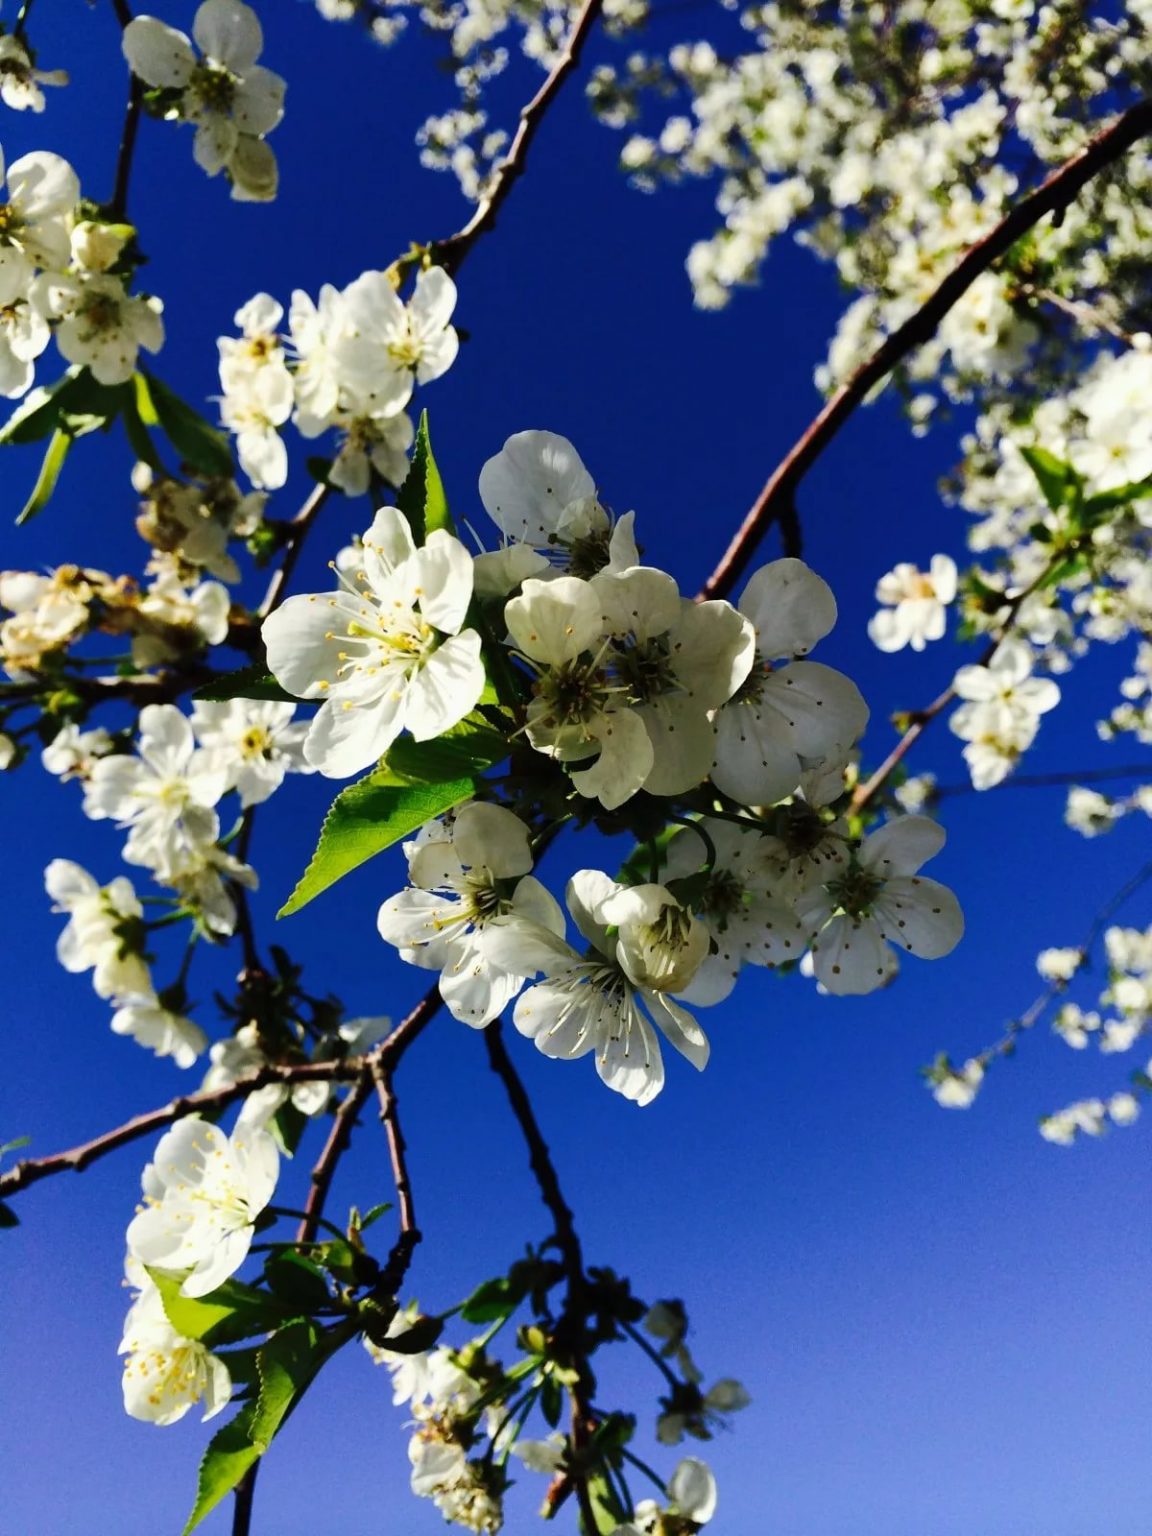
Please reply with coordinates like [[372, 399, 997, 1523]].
[[2, 5, 1150, 1535]]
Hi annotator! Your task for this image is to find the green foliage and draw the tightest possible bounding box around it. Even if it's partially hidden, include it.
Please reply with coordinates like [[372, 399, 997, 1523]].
[[397, 410, 453, 541], [193, 663, 300, 704], [1020, 445, 1076, 512], [147, 1267, 293, 1348], [15, 428, 72, 525], [183, 1320, 350, 1533], [137, 369, 233, 477], [278, 719, 509, 917]]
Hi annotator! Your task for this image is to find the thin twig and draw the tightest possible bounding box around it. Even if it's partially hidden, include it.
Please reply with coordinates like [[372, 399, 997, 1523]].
[[369, 1054, 422, 1298], [110, 78, 143, 221], [934, 762, 1152, 798], [699, 96, 1152, 602], [257, 484, 332, 619], [483, 1023, 598, 1525], [1, 984, 444, 1200], [231, 1465, 258, 1536], [296, 1069, 375, 1246], [850, 554, 1067, 813], [433, 0, 607, 272]]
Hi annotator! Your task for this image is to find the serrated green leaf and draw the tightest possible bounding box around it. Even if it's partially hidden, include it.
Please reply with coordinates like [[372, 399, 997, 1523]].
[[383, 720, 508, 785], [16, 427, 72, 525], [148, 1267, 288, 1347], [397, 410, 452, 541], [140, 369, 232, 477], [1020, 445, 1077, 512], [277, 768, 478, 918], [183, 1320, 346, 1533], [194, 664, 300, 704]]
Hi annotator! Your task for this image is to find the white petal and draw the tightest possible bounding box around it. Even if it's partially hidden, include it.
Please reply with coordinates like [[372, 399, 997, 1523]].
[[122, 16, 195, 87], [479, 430, 595, 544], [860, 815, 945, 877], [739, 558, 837, 657], [809, 914, 897, 995], [403, 630, 485, 741], [305, 694, 402, 778], [194, 0, 263, 70], [873, 876, 964, 959]]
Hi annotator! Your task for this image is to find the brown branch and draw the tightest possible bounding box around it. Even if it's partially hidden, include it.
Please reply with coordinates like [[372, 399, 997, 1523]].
[[432, 0, 607, 273], [369, 1054, 422, 1299], [110, 78, 143, 221], [257, 484, 333, 619], [2, 983, 445, 1201], [296, 1069, 375, 1246], [483, 1022, 597, 1527], [699, 96, 1152, 602]]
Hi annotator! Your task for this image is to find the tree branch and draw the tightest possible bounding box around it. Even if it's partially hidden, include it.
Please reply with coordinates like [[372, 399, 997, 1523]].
[[433, 0, 607, 273], [850, 553, 1068, 813], [1, 983, 445, 1200], [257, 483, 333, 619], [483, 1023, 598, 1527], [369, 1055, 422, 1297], [699, 96, 1152, 602], [296, 1069, 375, 1246]]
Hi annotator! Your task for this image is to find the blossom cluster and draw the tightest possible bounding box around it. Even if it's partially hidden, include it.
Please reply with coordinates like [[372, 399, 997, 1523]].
[[262, 428, 963, 1106], [216, 265, 458, 491]]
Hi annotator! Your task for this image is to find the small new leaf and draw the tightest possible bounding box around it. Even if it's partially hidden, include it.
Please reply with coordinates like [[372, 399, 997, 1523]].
[[147, 1267, 290, 1347], [397, 411, 453, 542]]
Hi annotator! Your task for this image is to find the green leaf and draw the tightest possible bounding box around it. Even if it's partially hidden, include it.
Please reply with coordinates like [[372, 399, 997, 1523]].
[[1020, 445, 1077, 512], [1082, 475, 1152, 518], [352, 1201, 393, 1233], [263, 1251, 331, 1311], [461, 1275, 525, 1325], [396, 410, 453, 541], [584, 1470, 626, 1534], [0, 371, 83, 445], [147, 1268, 290, 1347], [382, 719, 508, 785], [16, 428, 72, 525], [183, 1321, 345, 1533], [379, 1313, 445, 1354], [194, 663, 300, 704], [139, 369, 232, 478], [277, 768, 478, 918]]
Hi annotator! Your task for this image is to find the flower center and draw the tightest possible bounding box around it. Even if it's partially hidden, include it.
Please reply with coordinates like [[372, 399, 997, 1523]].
[[533, 657, 614, 728], [190, 61, 238, 113], [612, 633, 677, 704], [825, 864, 883, 918], [386, 334, 424, 369], [239, 725, 273, 760]]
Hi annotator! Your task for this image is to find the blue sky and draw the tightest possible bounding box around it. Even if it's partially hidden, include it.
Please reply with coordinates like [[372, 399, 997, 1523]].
[[2, 5, 1151, 1535]]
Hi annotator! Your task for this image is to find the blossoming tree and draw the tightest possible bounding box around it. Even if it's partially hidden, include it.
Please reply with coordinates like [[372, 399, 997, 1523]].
[[2, 0, 1151, 1530]]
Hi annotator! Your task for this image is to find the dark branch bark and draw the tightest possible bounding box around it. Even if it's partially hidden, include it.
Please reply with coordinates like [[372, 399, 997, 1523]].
[[433, 0, 607, 273], [699, 97, 1152, 602]]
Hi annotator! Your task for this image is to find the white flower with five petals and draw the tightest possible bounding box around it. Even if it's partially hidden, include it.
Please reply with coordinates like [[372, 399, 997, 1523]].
[[489, 869, 710, 1105], [868, 555, 957, 653], [377, 802, 565, 1026], [796, 815, 963, 996], [122, 0, 285, 199], [262, 506, 485, 779], [126, 1117, 278, 1297]]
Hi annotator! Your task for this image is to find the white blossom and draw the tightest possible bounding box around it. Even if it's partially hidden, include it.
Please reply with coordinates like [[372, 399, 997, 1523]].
[[120, 1278, 231, 1425], [262, 506, 485, 778], [44, 859, 150, 1000], [712, 559, 868, 807], [797, 816, 964, 995], [489, 869, 711, 1105], [126, 1117, 278, 1297], [83, 705, 227, 878], [377, 802, 565, 1025], [868, 555, 957, 652], [191, 699, 311, 807], [122, 0, 285, 199], [111, 992, 208, 1068]]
